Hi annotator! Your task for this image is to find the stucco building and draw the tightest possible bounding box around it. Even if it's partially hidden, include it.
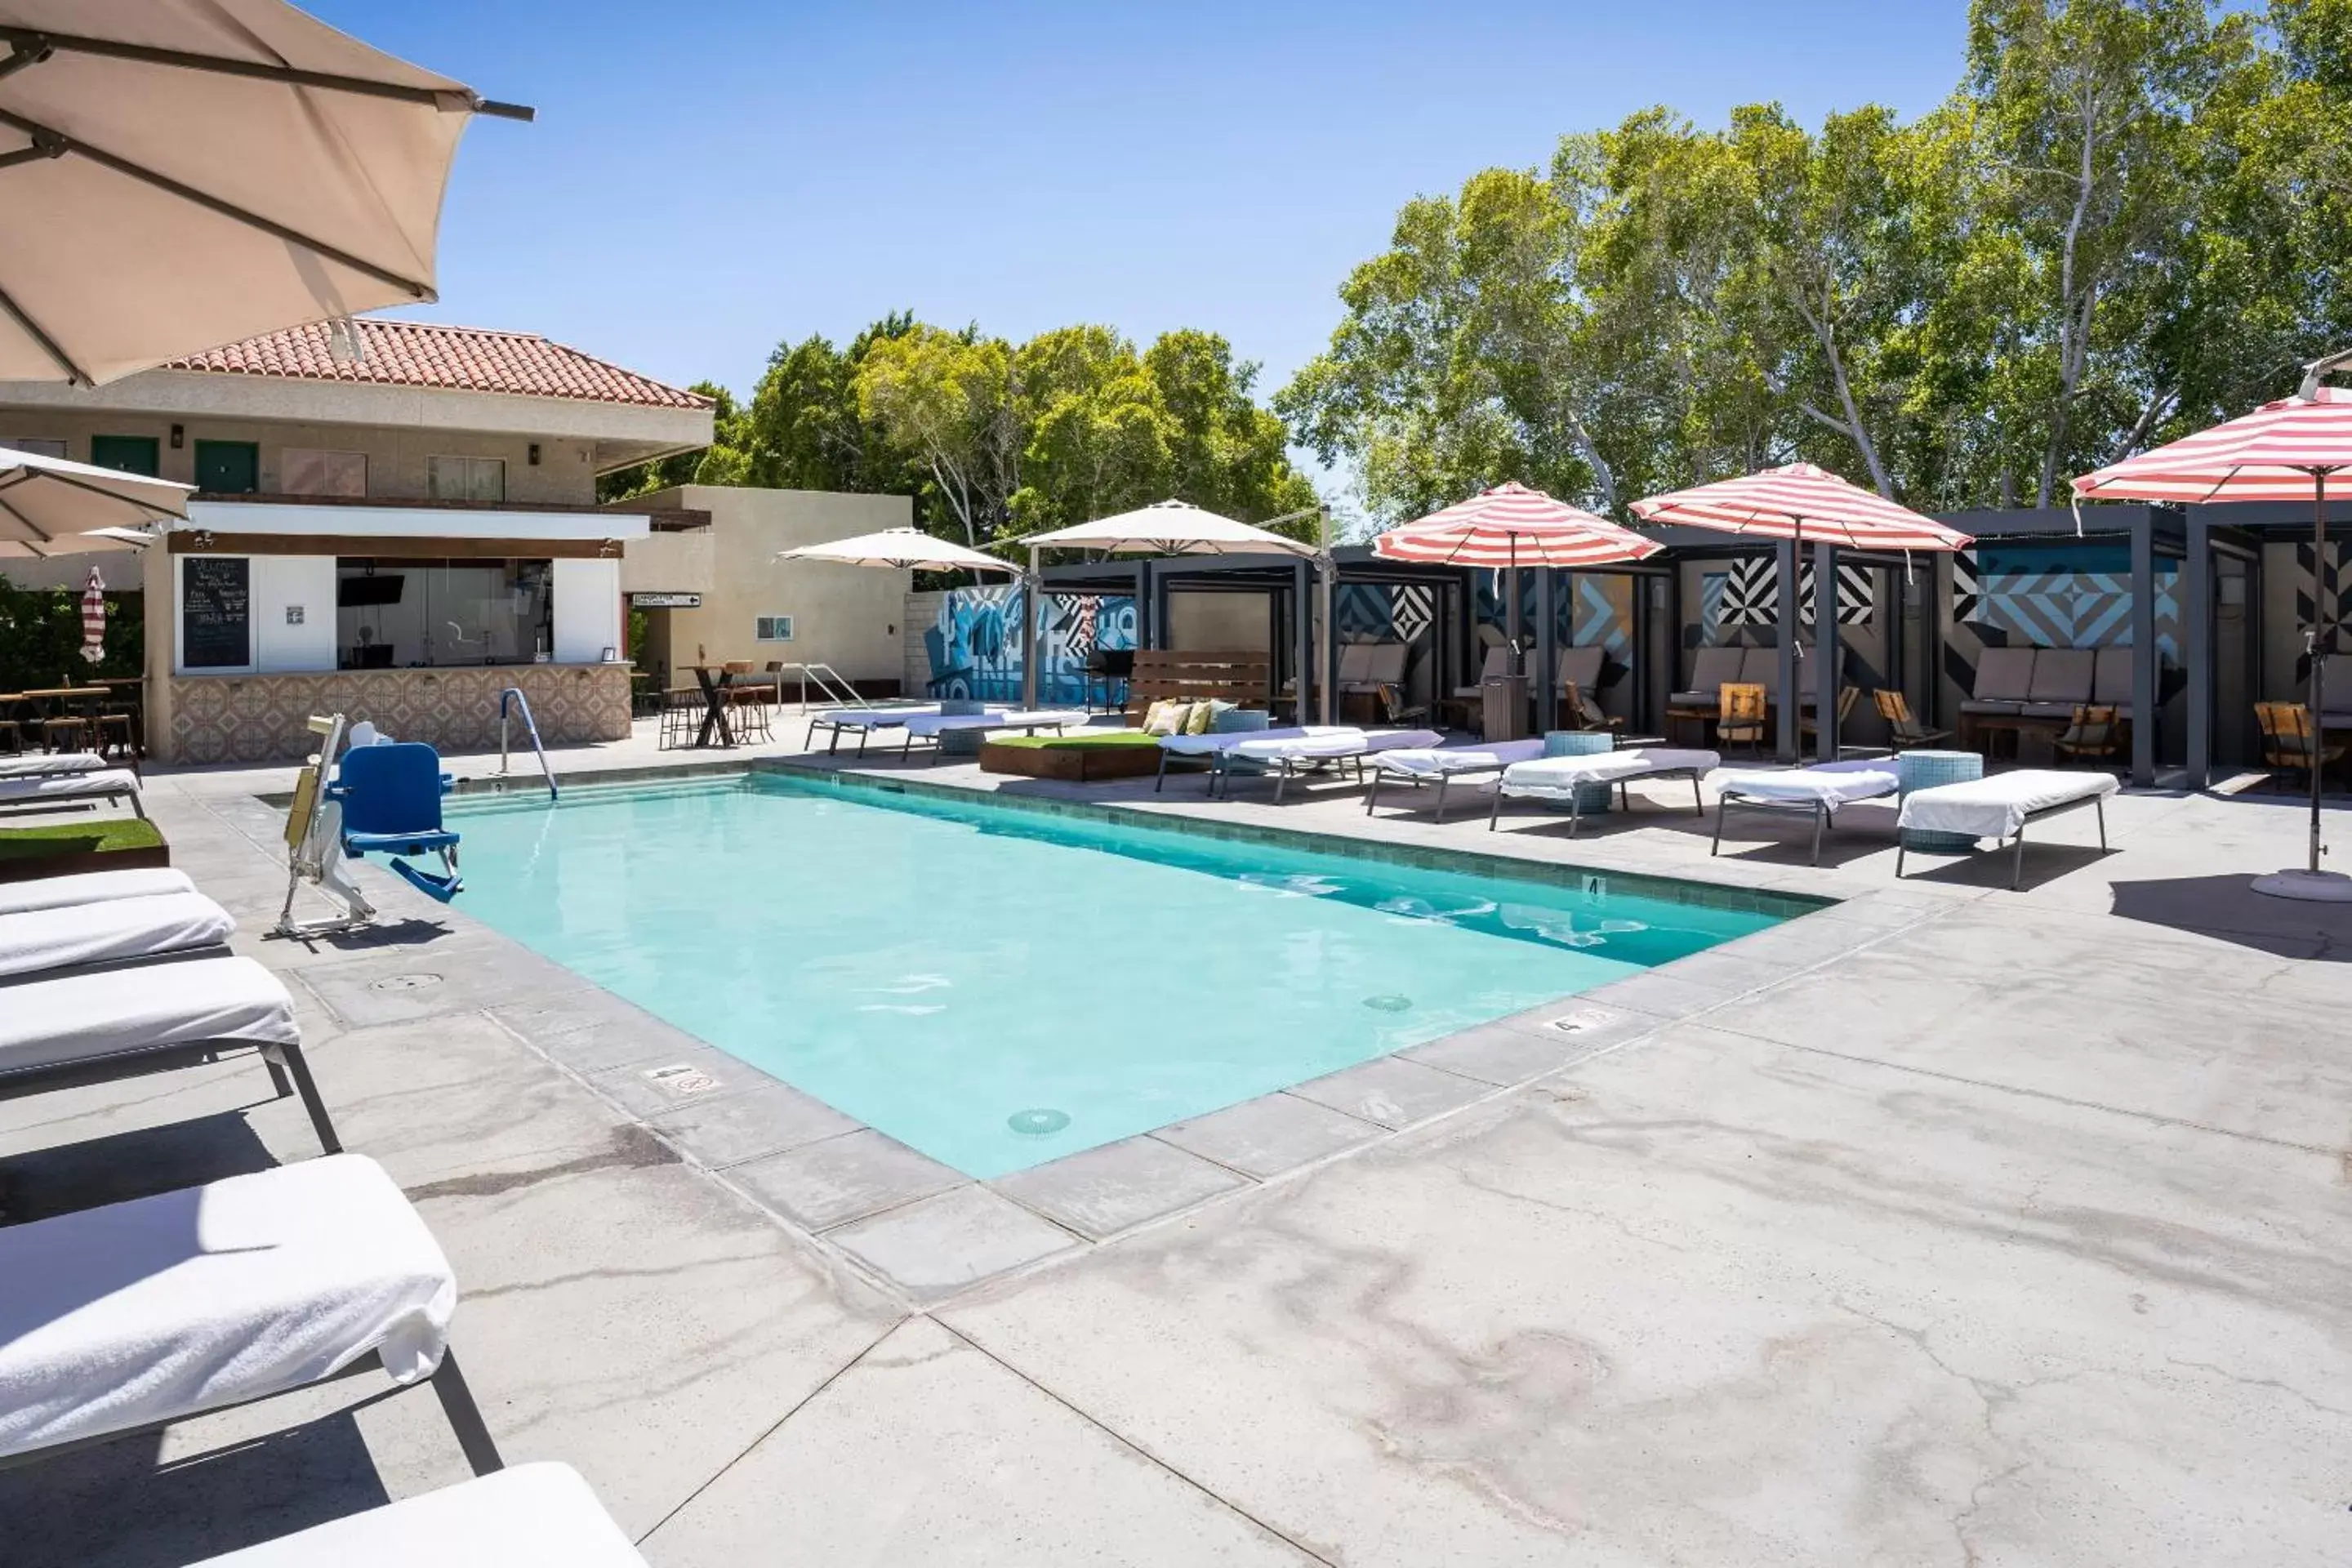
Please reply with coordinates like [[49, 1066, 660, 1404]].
[[0, 319, 713, 762]]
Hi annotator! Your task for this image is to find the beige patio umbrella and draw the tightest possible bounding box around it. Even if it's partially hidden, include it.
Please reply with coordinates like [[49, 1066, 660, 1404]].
[[0, 443, 186, 557], [1018, 501, 1321, 710], [774, 528, 1017, 574], [0, 1, 531, 386]]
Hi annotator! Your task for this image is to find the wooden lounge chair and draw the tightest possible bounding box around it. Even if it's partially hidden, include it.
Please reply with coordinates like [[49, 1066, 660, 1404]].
[[2255, 701, 2343, 791], [1718, 682, 1767, 757], [1559, 681, 1622, 735], [1873, 689, 1950, 751], [2051, 704, 2122, 768], [1799, 685, 1859, 749]]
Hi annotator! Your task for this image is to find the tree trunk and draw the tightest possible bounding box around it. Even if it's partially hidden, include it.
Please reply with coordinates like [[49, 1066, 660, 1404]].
[[2037, 81, 2103, 508]]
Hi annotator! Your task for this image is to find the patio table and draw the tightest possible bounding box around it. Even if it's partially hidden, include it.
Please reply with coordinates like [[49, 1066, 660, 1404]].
[[690, 667, 737, 748]]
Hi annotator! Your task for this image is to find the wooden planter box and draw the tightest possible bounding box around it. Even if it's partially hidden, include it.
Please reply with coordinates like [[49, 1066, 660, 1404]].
[[980, 739, 1164, 783], [0, 840, 172, 884]]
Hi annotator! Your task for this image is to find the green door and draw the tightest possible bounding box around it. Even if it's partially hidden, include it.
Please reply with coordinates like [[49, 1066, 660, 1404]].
[[194, 440, 260, 494], [89, 434, 160, 477]]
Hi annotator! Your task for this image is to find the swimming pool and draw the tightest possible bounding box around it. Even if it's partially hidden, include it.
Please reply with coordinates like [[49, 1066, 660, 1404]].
[[449, 773, 1794, 1178]]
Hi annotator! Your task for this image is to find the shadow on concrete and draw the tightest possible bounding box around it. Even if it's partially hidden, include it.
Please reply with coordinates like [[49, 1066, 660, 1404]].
[[1884, 844, 2115, 894], [262, 917, 456, 956], [0, 1411, 394, 1568], [2108, 874, 2352, 960], [0, 1111, 280, 1223]]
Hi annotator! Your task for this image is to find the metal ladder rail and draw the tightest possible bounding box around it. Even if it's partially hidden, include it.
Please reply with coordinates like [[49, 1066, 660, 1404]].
[[497, 687, 559, 800], [786, 662, 864, 710]]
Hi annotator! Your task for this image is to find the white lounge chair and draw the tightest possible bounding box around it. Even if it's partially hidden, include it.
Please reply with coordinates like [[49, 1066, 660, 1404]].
[[1712, 759, 1901, 866], [0, 751, 110, 778], [1487, 748, 1721, 835], [182, 1463, 644, 1567], [1153, 725, 1330, 792], [802, 703, 945, 753], [893, 707, 1086, 762], [0, 954, 341, 1154], [1364, 738, 1546, 822], [0, 889, 233, 979], [1218, 727, 1445, 803], [0, 1155, 500, 1479], [0, 766, 143, 818], [1895, 769, 2118, 888], [0, 866, 195, 915]]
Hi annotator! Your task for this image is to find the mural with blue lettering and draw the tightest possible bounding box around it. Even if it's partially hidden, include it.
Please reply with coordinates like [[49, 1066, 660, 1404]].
[[920, 586, 1136, 705]]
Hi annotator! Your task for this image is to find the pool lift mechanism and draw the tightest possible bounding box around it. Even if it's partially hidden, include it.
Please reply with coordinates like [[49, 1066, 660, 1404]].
[[276, 713, 464, 938]]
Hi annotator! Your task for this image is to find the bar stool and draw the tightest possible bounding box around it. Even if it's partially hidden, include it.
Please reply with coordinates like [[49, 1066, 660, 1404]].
[[0, 695, 24, 756], [42, 714, 93, 754]]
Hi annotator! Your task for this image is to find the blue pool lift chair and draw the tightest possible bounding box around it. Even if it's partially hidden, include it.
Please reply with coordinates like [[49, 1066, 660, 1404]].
[[334, 742, 463, 903]]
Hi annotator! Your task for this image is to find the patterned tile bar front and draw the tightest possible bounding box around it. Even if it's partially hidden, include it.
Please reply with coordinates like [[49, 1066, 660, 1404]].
[[164, 663, 633, 764]]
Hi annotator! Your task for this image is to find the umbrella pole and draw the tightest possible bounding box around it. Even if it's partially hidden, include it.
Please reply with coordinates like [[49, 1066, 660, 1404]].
[[2255, 470, 2352, 900], [1317, 509, 1335, 727], [1023, 545, 1041, 710], [2311, 474, 2328, 874]]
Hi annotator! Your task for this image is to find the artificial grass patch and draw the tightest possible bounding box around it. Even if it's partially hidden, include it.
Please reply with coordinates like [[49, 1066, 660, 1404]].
[[988, 729, 1156, 751], [0, 817, 165, 862]]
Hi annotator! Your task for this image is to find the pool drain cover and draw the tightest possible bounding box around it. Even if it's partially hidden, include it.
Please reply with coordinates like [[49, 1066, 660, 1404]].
[[1362, 994, 1414, 1013], [369, 973, 443, 991], [1007, 1107, 1071, 1136]]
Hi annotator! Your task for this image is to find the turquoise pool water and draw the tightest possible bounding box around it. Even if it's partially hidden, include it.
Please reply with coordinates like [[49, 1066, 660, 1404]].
[[448, 775, 1789, 1178]]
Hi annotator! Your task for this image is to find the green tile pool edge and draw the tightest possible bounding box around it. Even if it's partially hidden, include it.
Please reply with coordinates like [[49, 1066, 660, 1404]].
[[436, 760, 1834, 924]]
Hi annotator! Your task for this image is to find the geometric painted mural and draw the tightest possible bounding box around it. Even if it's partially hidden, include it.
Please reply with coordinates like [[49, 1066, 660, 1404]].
[[1960, 544, 2179, 659], [918, 586, 1136, 705], [2293, 541, 2351, 679], [1723, 555, 1873, 626], [1472, 571, 1633, 657]]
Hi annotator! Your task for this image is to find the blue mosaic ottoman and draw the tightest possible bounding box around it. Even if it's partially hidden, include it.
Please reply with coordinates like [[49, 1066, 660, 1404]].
[[1896, 748, 1984, 850], [1544, 730, 1617, 815]]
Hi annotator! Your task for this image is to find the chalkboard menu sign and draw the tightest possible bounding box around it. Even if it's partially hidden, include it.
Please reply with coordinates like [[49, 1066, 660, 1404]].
[[181, 556, 251, 669]]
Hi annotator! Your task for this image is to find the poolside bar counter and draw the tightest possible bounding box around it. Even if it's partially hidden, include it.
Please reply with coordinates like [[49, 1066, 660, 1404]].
[[143, 501, 648, 764]]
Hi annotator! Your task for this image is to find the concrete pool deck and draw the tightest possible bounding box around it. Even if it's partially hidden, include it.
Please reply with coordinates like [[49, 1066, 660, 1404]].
[[4, 720, 2350, 1565]]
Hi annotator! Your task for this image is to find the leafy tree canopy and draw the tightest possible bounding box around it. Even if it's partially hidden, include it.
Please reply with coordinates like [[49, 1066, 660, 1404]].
[[606, 316, 1321, 557], [1281, 0, 2352, 520]]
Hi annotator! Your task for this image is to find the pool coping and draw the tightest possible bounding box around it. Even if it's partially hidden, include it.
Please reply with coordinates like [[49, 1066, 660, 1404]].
[[397, 765, 1933, 1308]]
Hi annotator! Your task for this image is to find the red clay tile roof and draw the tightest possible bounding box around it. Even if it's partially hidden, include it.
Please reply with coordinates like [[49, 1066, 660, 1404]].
[[165, 320, 711, 411]]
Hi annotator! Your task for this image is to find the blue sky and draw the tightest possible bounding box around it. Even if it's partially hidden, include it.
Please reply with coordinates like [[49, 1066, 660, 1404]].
[[313, 1, 1970, 412]]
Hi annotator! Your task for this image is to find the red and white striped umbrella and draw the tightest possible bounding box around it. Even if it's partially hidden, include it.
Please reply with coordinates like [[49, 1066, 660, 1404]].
[[2072, 380, 2352, 895], [2072, 385, 2352, 503], [1629, 463, 1972, 551], [1372, 483, 1663, 568], [79, 565, 106, 665]]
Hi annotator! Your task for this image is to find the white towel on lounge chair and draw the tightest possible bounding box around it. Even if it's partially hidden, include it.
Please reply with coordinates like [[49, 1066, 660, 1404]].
[[1498, 747, 1720, 800], [813, 706, 943, 731], [1158, 725, 1339, 757], [0, 891, 233, 980], [1371, 739, 1546, 778], [0, 1155, 457, 1461], [0, 954, 296, 1077], [183, 1463, 647, 1568], [900, 708, 1080, 737], [0, 767, 140, 813], [0, 751, 109, 778], [1896, 770, 2119, 840], [1717, 759, 1900, 806], [1231, 727, 1442, 762], [0, 866, 194, 916]]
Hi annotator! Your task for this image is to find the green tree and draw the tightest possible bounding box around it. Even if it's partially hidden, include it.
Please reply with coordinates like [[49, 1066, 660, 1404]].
[[853, 324, 1024, 547], [596, 381, 751, 501]]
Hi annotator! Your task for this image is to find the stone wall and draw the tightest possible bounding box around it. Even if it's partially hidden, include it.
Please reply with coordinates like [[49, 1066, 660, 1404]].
[[164, 662, 631, 764]]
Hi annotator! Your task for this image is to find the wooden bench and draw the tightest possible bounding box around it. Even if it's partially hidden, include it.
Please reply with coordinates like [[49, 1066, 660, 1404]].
[[1120, 650, 1275, 721]]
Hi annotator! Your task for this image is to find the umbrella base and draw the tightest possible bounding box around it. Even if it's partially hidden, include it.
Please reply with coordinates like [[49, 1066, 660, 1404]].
[[2251, 868, 2352, 902]]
